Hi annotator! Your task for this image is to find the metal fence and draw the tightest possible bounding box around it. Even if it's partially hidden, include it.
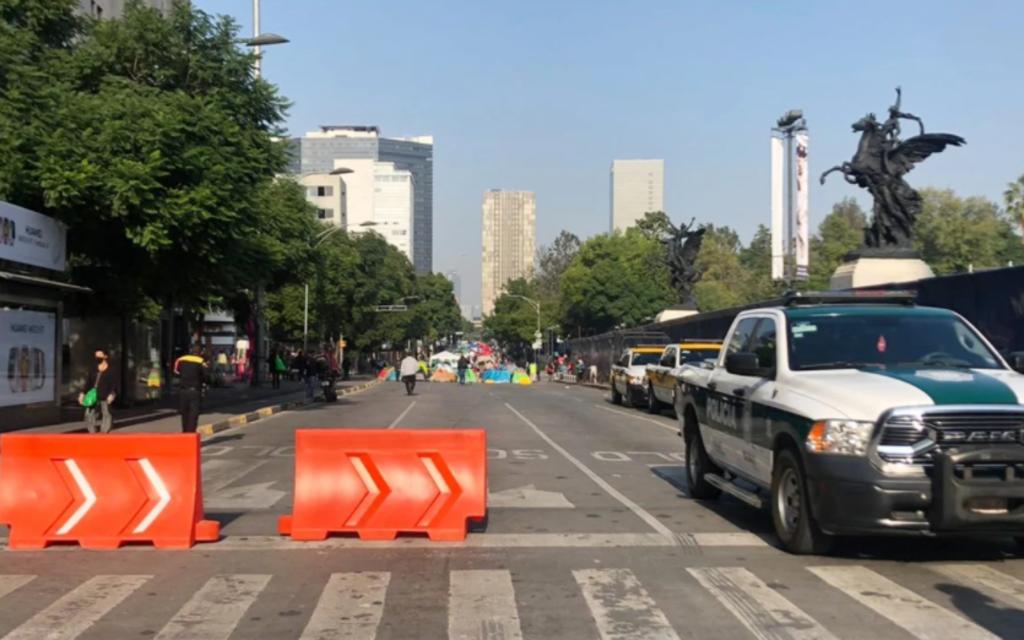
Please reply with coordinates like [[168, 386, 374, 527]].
[[566, 265, 1024, 383]]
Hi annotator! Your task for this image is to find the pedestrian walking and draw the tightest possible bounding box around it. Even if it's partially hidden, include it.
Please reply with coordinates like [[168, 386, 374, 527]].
[[174, 346, 207, 433], [300, 350, 317, 401], [81, 348, 118, 433], [399, 352, 419, 395], [457, 354, 469, 385]]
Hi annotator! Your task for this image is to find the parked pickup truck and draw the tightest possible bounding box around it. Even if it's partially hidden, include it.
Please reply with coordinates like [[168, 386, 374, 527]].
[[645, 340, 722, 415], [675, 291, 1024, 554], [609, 346, 666, 407]]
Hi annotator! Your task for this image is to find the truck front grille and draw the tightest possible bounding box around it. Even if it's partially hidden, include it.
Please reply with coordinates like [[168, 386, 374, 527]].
[[875, 409, 1024, 465]]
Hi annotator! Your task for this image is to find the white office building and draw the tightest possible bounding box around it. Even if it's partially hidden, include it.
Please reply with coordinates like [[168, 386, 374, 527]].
[[294, 126, 433, 272], [372, 163, 414, 262], [297, 172, 348, 228], [610, 159, 664, 232]]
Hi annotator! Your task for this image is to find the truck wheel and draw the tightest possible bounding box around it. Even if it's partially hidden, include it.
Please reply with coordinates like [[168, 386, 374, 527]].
[[647, 384, 660, 414], [611, 383, 622, 405], [771, 448, 833, 555], [685, 426, 721, 500]]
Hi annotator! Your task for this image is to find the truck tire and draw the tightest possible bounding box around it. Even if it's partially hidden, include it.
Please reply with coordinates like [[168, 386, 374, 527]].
[[647, 384, 660, 414], [611, 383, 622, 405], [685, 425, 721, 500], [771, 448, 833, 555]]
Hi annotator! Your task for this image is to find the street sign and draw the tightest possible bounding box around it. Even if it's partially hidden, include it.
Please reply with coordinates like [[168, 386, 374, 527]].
[[376, 305, 407, 312]]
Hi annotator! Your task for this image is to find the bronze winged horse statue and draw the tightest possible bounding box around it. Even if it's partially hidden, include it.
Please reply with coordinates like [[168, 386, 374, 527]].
[[821, 88, 965, 250]]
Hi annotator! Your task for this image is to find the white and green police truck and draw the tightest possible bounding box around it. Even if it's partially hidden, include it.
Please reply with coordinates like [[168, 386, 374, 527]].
[[675, 291, 1024, 554]]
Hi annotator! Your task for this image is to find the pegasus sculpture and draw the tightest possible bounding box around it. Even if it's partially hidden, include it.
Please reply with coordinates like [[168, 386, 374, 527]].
[[821, 88, 965, 251]]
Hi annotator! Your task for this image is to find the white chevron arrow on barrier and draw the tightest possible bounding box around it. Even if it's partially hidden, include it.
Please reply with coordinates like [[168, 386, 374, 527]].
[[56, 460, 96, 535], [133, 458, 170, 534]]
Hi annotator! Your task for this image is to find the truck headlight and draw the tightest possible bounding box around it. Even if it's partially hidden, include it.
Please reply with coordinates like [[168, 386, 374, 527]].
[[806, 420, 874, 456], [629, 375, 645, 385]]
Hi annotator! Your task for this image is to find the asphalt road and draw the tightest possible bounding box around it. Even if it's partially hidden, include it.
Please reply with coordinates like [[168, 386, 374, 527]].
[[2, 380, 1024, 639]]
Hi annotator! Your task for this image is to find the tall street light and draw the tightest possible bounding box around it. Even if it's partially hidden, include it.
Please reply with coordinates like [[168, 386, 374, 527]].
[[507, 294, 541, 380], [242, 0, 289, 78]]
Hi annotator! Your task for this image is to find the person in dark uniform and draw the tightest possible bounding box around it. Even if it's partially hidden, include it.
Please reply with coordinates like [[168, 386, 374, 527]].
[[174, 346, 208, 433]]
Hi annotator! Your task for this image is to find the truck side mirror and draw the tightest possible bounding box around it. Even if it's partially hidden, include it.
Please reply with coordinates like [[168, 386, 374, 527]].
[[725, 352, 764, 377], [1010, 352, 1024, 374]]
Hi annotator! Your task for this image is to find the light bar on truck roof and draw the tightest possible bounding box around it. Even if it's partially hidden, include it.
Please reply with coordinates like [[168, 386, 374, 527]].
[[783, 290, 917, 306]]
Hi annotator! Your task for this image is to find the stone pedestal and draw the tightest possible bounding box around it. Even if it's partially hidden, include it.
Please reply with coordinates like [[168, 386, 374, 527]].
[[830, 251, 934, 290], [655, 305, 699, 323]]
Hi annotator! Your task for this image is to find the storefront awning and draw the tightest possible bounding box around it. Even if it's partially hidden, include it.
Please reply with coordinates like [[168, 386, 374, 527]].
[[0, 270, 92, 294]]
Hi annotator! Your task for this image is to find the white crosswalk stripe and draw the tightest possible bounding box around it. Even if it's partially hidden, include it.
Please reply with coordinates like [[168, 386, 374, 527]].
[[0, 576, 34, 601], [573, 568, 680, 640], [808, 565, 1000, 640], [929, 563, 1024, 608], [0, 563, 1021, 639], [299, 572, 390, 640], [1, 574, 150, 640], [154, 574, 271, 640], [688, 567, 838, 640], [448, 569, 523, 640]]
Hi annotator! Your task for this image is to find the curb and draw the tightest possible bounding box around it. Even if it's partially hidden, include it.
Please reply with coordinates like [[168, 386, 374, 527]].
[[196, 379, 381, 437]]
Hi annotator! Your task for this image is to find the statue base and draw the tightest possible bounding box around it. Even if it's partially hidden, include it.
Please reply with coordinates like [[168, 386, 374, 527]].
[[655, 304, 699, 323], [830, 251, 934, 290]]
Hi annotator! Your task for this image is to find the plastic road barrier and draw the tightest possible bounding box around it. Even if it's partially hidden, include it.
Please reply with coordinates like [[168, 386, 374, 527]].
[[279, 429, 487, 541], [0, 434, 220, 550]]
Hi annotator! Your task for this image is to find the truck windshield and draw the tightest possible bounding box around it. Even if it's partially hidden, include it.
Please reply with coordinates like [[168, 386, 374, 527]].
[[680, 348, 720, 364], [630, 352, 662, 366], [787, 310, 1002, 371]]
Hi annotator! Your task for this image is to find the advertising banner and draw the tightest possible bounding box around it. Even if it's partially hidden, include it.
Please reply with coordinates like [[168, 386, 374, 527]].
[[0, 309, 56, 407], [794, 132, 810, 280], [770, 137, 785, 281], [0, 201, 67, 271]]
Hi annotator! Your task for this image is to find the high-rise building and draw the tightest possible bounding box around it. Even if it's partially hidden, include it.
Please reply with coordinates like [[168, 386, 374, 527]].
[[295, 126, 433, 272], [372, 163, 414, 262], [481, 190, 536, 316], [610, 159, 664, 232], [445, 270, 462, 302], [78, 0, 170, 19]]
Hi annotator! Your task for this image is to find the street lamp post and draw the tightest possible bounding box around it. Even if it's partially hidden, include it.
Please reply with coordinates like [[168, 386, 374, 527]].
[[507, 294, 541, 380], [304, 224, 345, 353]]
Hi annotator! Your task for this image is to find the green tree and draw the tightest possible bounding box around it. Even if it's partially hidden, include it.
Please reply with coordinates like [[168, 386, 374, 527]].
[[692, 225, 751, 311], [534, 230, 580, 299], [408, 272, 463, 346], [915, 188, 1024, 274], [4, 1, 291, 319], [808, 198, 867, 289], [1005, 175, 1024, 236], [483, 279, 540, 359], [559, 230, 674, 335], [633, 210, 672, 239]]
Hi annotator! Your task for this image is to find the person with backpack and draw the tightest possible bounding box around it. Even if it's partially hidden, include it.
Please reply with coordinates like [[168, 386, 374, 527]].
[[80, 348, 118, 433]]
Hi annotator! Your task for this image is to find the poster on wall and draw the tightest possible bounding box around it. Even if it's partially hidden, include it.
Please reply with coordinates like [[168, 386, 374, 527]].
[[0, 201, 67, 271], [0, 309, 56, 407]]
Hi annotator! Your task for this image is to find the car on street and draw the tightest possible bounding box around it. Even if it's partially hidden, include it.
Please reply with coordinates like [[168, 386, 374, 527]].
[[609, 345, 666, 406], [675, 291, 1024, 554], [645, 340, 722, 415]]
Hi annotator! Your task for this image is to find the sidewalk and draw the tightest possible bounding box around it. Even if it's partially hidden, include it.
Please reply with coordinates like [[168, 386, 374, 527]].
[[18, 376, 377, 436]]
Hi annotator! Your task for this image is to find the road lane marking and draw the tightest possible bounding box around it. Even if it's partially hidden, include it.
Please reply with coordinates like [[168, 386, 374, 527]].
[[192, 533, 683, 550], [808, 565, 998, 640], [691, 533, 768, 547], [597, 405, 678, 434], [0, 575, 34, 600], [929, 564, 1024, 608], [504, 402, 676, 541], [155, 574, 271, 640], [202, 459, 271, 493], [388, 400, 417, 429], [573, 568, 680, 640], [2, 574, 151, 640], [688, 567, 837, 640], [300, 572, 389, 640], [448, 570, 523, 640], [488, 485, 574, 508]]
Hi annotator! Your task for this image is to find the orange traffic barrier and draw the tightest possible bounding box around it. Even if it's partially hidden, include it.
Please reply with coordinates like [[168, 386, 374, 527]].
[[0, 434, 220, 550], [279, 429, 486, 541]]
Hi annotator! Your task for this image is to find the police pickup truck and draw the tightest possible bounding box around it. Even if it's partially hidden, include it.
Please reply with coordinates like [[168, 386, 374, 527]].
[[675, 291, 1024, 554], [610, 345, 665, 407], [645, 340, 721, 416]]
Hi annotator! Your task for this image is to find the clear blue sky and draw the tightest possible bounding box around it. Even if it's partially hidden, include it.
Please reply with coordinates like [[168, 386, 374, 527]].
[[198, 1, 1024, 306]]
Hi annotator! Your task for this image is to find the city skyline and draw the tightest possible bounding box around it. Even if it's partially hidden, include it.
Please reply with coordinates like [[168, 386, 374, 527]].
[[196, 0, 1024, 308]]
